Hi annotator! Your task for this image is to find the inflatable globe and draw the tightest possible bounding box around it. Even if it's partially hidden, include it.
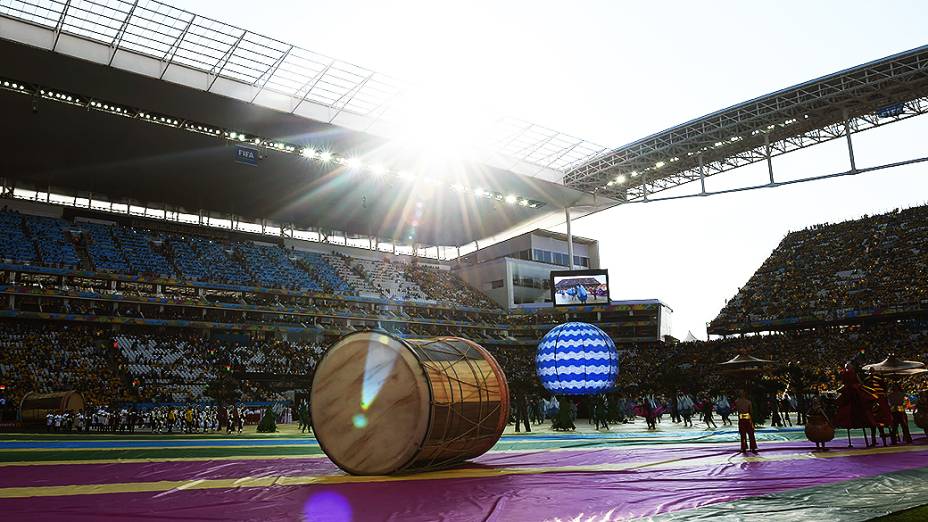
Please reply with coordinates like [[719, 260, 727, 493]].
[[536, 322, 619, 395]]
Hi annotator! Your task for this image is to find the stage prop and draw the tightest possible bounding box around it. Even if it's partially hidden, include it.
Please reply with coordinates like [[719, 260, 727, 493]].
[[804, 398, 835, 450], [18, 390, 85, 426], [718, 354, 774, 374], [834, 363, 879, 447], [535, 322, 619, 395], [311, 331, 509, 475], [862, 355, 925, 375]]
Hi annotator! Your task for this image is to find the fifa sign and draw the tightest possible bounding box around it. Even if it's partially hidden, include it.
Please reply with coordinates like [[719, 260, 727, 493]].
[[234, 145, 259, 166]]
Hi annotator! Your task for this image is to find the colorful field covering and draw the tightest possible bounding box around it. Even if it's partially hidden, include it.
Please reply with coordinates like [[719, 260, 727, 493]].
[[1, 424, 927, 521]]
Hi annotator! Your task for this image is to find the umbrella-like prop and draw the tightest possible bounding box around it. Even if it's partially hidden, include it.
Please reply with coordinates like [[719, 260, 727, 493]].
[[719, 354, 774, 374], [862, 355, 925, 376]]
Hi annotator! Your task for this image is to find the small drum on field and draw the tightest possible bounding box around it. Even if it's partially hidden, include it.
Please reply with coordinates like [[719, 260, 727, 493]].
[[311, 331, 510, 475]]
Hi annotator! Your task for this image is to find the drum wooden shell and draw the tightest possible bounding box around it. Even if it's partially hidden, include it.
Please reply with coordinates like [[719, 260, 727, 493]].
[[804, 414, 835, 443], [19, 391, 85, 425], [311, 332, 509, 475]]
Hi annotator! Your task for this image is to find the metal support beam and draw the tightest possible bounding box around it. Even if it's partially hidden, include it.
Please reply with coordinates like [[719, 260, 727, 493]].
[[844, 108, 857, 172], [291, 60, 335, 114], [52, 0, 72, 52], [765, 134, 775, 185], [698, 154, 706, 195], [250, 45, 293, 102], [208, 31, 247, 91], [160, 16, 195, 79], [565, 207, 574, 270], [107, 0, 139, 66]]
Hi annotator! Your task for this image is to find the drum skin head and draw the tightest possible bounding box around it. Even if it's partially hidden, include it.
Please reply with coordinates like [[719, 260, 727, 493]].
[[311, 332, 430, 475]]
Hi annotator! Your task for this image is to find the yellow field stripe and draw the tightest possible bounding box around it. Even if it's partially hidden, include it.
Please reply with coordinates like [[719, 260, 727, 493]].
[[0, 442, 924, 499]]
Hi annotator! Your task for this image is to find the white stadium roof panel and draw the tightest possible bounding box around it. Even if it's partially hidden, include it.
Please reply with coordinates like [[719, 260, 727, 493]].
[[0, 0, 606, 180]]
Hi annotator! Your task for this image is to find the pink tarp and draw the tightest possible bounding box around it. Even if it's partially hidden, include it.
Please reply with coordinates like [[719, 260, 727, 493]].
[[2, 441, 927, 521]]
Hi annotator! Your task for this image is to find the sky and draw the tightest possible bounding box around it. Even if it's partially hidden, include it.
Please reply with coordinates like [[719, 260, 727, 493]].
[[178, 0, 928, 339]]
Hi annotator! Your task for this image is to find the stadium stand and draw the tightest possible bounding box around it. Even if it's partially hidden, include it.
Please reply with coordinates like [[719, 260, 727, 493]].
[[23, 214, 80, 268], [711, 205, 928, 333], [0, 324, 132, 405], [236, 243, 321, 291], [322, 252, 382, 298], [77, 221, 131, 273], [188, 237, 253, 285], [291, 250, 352, 294], [5, 202, 928, 421], [406, 262, 497, 309], [0, 209, 493, 305], [112, 227, 176, 278], [0, 210, 37, 264], [354, 258, 426, 301]]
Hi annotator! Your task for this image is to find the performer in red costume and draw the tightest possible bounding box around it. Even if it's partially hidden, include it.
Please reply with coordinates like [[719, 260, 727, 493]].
[[735, 389, 758, 454], [833, 361, 877, 447]]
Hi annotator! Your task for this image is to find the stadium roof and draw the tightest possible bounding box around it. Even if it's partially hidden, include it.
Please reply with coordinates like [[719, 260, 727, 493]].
[[0, 0, 607, 179], [567, 44, 928, 200], [0, 10, 614, 248]]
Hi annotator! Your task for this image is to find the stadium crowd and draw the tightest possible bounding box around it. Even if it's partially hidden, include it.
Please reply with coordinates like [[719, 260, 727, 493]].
[[2, 205, 928, 435], [0, 208, 500, 310], [713, 205, 928, 328]]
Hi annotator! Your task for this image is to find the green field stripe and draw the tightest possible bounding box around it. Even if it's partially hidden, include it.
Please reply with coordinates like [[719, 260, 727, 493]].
[[0, 445, 326, 463]]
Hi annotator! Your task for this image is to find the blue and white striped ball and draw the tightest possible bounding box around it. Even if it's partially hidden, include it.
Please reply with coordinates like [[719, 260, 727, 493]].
[[536, 322, 619, 395]]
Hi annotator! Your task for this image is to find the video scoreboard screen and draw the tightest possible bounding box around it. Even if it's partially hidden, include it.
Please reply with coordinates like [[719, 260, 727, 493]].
[[550, 269, 610, 306]]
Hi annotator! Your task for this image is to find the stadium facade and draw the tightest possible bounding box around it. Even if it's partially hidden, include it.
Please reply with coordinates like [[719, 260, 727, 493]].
[[3, 1, 928, 408]]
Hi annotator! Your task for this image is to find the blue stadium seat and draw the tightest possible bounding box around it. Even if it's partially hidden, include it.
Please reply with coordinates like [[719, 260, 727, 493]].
[[236, 243, 321, 291], [111, 227, 175, 278], [23, 214, 80, 268], [77, 221, 130, 273], [0, 211, 38, 264]]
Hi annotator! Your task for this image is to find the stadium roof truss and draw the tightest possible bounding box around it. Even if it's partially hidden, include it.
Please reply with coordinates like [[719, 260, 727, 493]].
[[0, 0, 606, 179], [566, 44, 928, 201]]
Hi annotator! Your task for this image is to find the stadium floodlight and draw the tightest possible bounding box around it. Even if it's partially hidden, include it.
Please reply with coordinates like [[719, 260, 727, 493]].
[[319, 151, 333, 163], [505, 194, 517, 204], [301, 148, 316, 159], [615, 174, 627, 184], [473, 187, 485, 197], [655, 161, 666, 168], [345, 157, 363, 169], [370, 164, 387, 175], [518, 199, 529, 207], [630, 171, 639, 177], [397, 170, 413, 180]]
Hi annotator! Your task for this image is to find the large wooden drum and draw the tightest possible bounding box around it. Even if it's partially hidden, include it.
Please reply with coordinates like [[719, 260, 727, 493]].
[[19, 391, 85, 426], [311, 332, 509, 475]]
